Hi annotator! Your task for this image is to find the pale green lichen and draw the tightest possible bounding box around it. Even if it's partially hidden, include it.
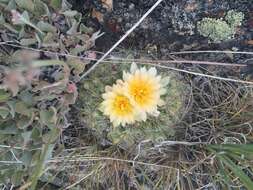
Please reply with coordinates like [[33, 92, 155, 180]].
[[197, 18, 233, 43], [225, 10, 244, 27], [197, 10, 244, 43]]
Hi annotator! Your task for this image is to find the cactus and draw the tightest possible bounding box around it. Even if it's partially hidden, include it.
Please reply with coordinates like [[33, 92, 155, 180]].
[[78, 59, 187, 147]]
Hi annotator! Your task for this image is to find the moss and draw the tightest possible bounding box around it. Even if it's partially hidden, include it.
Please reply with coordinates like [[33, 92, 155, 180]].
[[197, 10, 244, 43], [78, 60, 188, 147]]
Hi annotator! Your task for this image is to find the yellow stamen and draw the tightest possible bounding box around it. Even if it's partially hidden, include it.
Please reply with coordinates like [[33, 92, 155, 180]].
[[113, 95, 133, 116], [129, 78, 153, 106]]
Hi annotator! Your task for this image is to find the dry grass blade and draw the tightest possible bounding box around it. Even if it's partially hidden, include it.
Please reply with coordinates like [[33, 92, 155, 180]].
[[136, 62, 253, 85], [111, 58, 246, 67], [2, 43, 252, 85], [169, 50, 253, 55], [48, 156, 180, 171], [64, 171, 95, 190], [1, 43, 247, 67]]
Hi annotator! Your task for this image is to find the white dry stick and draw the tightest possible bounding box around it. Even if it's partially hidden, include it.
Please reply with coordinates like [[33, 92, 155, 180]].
[[111, 57, 246, 67], [142, 62, 253, 85], [3, 44, 253, 84], [2, 43, 248, 67], [0, 41, 15, 45], [154, 140, 208, 148], [0, 144, 23, 149], [170, 50, 253, 55], [2, 43, 96, 61], [79, 0, 164, 79], [0, 160, 23, 164], [2, 42, 247, 67]]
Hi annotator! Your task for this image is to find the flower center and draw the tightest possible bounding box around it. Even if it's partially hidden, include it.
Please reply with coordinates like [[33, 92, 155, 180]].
[[113, 95, 133, 115], [130, 81, 152, 106]]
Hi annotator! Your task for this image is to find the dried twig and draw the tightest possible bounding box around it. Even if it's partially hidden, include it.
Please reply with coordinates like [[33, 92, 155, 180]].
[[79, 0, 165, 79], [138, 62, 253, 85], [170, 50, 253, 55], [2, 42, 246, 67]]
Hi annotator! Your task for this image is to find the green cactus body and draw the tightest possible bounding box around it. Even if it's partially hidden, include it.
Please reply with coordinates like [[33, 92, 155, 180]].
[[78, 60, 187, 147]]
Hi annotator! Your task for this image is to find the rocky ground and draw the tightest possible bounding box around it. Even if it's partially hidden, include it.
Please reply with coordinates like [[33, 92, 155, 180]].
[[70, 0, 252, 55]]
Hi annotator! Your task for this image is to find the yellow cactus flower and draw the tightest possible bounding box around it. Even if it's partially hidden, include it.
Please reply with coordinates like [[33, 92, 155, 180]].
[[100, 81, 140, 127], [123, 63, 169, 120]]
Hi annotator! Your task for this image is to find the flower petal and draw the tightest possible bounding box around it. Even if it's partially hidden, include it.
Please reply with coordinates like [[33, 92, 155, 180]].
[[130, 62, 138, 73], [148, 67, 157, 76], [150, 110, 160, 117], [105, 85, 112, 92], [100, 83, 139, 127], [161, 77, 170, 86]]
